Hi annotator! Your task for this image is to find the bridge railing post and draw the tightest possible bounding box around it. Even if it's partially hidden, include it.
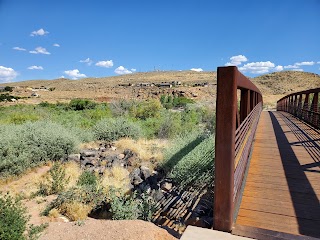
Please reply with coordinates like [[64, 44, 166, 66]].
[[214, 67, 237, 232], [311, 93, 319, 126], [214, 66, 262, 232]]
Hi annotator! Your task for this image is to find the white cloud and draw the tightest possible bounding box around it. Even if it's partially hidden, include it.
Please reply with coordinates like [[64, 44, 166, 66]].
[[53, 43, 60, 47], [274, 65, 283, 71], [30, 28, 49, 36], [295, 61, 315, 66], [29, 47, 50, 55], [239, 61, 275, 74], [131, 68, 137, 72], [289, 69, 304, 72], [0, 66, 18, 82], [63, 69, 87, 79], [96, 60, 113, 68], [114, 66, 132, 75], [190, 68, 203, 72], [284, 64, 299, 69], [27, 65, 43, 70], [13, 47, 26, 51], [225, 55, 248, 66], [80, 58, 93, 66], [59, 75, 65, 78], [317, 61, 320, 64]]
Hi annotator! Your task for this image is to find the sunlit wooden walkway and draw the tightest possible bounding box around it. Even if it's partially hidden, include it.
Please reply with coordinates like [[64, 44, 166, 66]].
[[233, 111, 320, 239]]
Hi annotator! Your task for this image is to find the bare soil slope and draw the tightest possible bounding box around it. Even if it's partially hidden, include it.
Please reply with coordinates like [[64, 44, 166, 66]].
[[1, 70, 319, 107]]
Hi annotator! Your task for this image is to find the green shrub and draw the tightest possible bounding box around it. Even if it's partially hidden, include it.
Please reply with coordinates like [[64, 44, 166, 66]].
[[131, 99, 162, 120], [38, 101, 55, 108], [157, 112, 182, 139], [137, 193, 157, 221], [160, 95, 195, 109], [42, 185, 105, 216], [163, 133, 215, 187], [4, 86, 14, 92], [0, 121, 79, 178], [0, 193, 28, 240], [108, 190, 156, 221], [0, 192, 48, 240], [93, 117, 142, 141], [69, 99, 97, 111], [77, 171, 97, 186], [0, 93, 20, 102], [109, 190, 139, 220], [27, 223, 48, 240], [8, 113, 39, 124], [109, 99, 136, 117], [162, 131, 205, 173], [38, 162, 70, 196]]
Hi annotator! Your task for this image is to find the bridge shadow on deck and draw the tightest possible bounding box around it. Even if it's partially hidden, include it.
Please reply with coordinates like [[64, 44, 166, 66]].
[[269, 111, 320, 238]]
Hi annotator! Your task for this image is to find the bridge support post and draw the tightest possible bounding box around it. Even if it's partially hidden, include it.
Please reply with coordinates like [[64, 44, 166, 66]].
[[303, 94, 310, 121], [240, 90, 250, 122], [214, 67, 237, 232], [311, 93, 319, 127]]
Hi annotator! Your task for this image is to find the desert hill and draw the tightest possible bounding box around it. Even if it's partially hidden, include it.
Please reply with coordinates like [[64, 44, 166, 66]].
[[1, 71, 217, 90], [1, 70, 319, 107], [252, 71, 320, 95]]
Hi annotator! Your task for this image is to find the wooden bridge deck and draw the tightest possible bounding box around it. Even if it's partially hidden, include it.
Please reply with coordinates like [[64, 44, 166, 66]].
[[233, 111, 320, 239]]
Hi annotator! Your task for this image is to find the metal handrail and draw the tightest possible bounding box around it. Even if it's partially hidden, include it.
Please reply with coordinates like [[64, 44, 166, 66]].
[[277, 88, 319, 129], [214, 66, 263, 232]]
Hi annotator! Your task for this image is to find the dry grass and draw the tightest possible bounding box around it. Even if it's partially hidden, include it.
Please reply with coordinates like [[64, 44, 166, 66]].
[[59, 202, 92, 221], [0, 163, 51, 198], [115, 138, 168, 167], [101, 166, 130, 193], [79, 141, 103, 150], [64, 161, 82, 189], [48, 208, 60, 219]]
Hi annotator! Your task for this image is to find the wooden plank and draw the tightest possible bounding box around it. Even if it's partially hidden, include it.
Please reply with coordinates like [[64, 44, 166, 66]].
[[242, 188, 319, 204], [233, 224, 320, 240], [237, 209, 320, 237], [234, 111, 320, 239], [239, 199, 320, 220]]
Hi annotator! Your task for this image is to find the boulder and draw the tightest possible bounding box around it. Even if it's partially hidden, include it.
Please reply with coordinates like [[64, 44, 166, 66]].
[[160, 181, 173, 192], [99, 147, 106, 152], [130, 168, 143, 186], [146, 175, 158, 189], [140, 166, 151, 180], [138, 182, 151, 194], [68, 153, 80, 162], [151, 189, 164, 202], [80, 150, 97, 158]]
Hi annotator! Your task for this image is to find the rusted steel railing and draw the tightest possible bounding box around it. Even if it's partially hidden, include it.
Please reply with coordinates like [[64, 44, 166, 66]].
[[277, 88, 320, 129], [214, 66, 263, 232]]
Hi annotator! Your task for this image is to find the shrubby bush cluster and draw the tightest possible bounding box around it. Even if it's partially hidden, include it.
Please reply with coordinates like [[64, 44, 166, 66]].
[[93, 118, 142, 141], [162, 131, 215, 187], [0, 97, 215, 183], [0, 192, 47, 240], [0, 121, 79, 178], [160, 95, 195, 109]]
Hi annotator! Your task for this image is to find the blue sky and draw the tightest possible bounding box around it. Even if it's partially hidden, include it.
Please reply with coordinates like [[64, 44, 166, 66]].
[[0, 0, 320, 82]]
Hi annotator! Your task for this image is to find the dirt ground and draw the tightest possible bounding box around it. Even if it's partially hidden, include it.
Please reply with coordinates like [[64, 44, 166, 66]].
[[39, 219, 177, 240]]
